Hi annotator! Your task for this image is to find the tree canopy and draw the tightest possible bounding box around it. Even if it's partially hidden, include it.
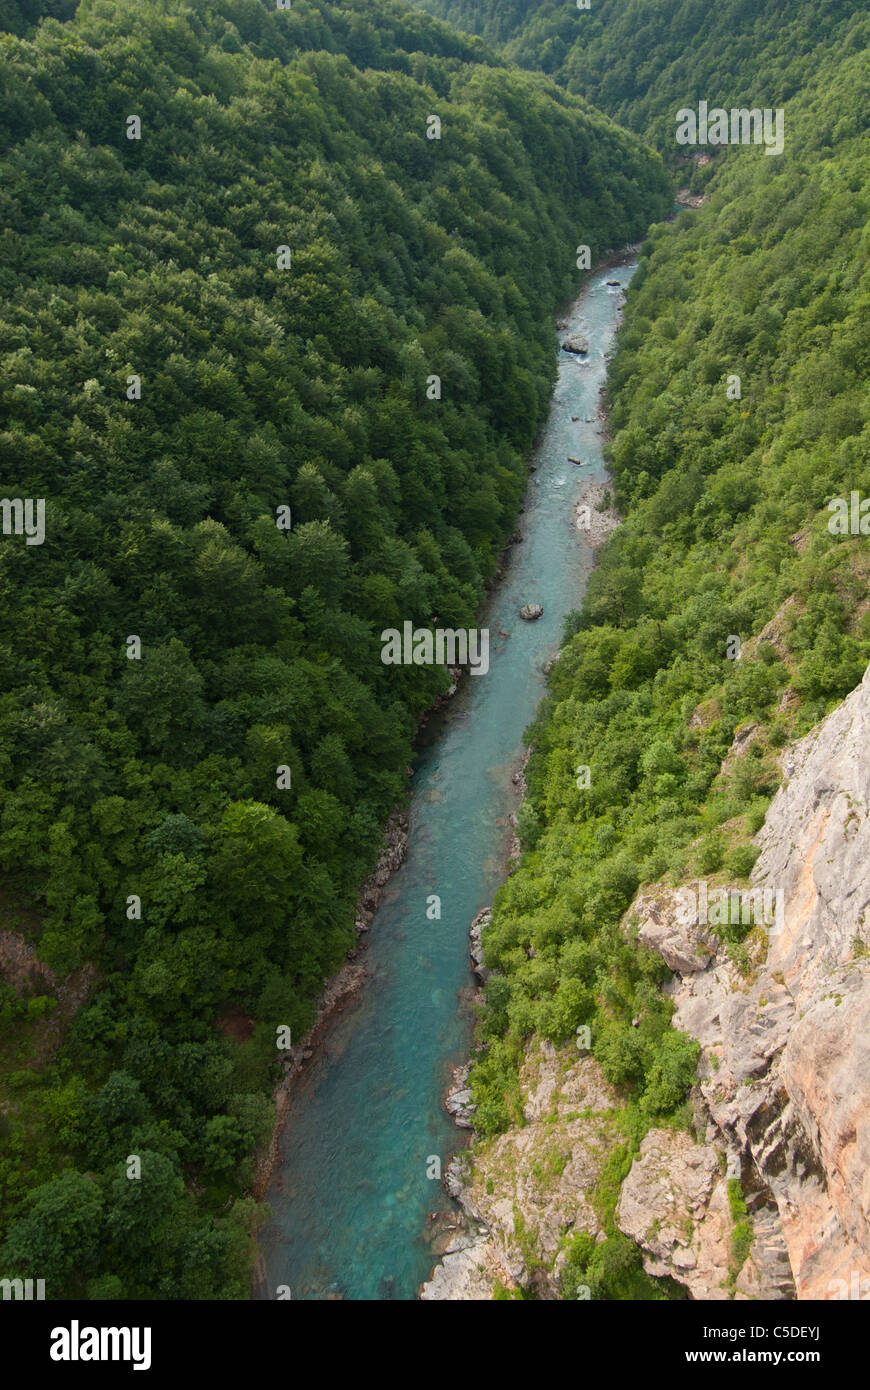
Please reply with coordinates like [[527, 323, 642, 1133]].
[[0, 0, 668, 1298]]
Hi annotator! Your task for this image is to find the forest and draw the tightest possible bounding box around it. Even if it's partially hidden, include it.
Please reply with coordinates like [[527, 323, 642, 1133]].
[[0, 0, 670, 1298], [416, 0, 864, 154], [420, 0, 870, 1298]]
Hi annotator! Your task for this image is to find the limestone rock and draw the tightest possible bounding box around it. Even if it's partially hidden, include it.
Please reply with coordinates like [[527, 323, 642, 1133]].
[[426, 1041, 626, 1299], [445, 1063, 477, 1129], [419, 1231, 516, 1300], [616, 1130, 731, 1300], [469, 908, 491, 982], [631, 887, 715, 972], [575, 482, 620, 550]]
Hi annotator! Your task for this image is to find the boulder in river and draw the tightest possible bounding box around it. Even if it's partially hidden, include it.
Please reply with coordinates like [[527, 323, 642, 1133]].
[[561, 332, 589, 354], [520, 603, 543, 621]]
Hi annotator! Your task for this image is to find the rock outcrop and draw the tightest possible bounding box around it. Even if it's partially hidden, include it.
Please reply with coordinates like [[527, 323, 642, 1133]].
[[631, 889, 715, 973], [469, 908, 491, 982], [445, 1062, 477, 1129], [422, 1040, 628, 1299], [616, 1131, 733, 1299], [419, 1224, 516, 1300], [620, 664, 870, 1300], [615, 1128, 792, 1301]]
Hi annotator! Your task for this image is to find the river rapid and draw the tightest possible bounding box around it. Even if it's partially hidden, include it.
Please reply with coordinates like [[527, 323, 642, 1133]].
[[256, 257, 639, 1300]]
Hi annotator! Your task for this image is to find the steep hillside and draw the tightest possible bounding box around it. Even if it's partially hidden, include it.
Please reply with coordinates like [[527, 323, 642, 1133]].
[[621, 664, 870, 1300], [0, 0, 669, 1298], [416, 0, 866, 152]]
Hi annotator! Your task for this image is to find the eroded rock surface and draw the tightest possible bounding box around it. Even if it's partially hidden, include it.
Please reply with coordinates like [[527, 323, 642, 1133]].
[[419, 1232, 507, 1300], [616, 1130, 732, 1299], [561, 332, 589, 354], [422, 1042, 626, 1300], [469, 908, 491, 982]]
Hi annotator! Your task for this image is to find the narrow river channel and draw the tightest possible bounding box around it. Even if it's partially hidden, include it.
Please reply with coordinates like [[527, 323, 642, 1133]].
[[257, 257, 638, 1300]]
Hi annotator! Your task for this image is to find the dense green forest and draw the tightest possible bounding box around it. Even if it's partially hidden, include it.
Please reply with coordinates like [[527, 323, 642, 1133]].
[[0, 0, 670, 1298], [416, 0, 866, 154], [417, 0, 870, 1298]]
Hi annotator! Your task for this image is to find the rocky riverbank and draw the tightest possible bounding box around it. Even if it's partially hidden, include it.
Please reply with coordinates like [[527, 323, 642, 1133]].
[[251, 654, 471, 1217], [251, 806, 409, 1206], [422, 1038, 631, 1299], [507, 747, 532, 864]]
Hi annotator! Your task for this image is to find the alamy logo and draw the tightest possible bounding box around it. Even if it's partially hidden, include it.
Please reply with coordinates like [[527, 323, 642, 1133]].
[[827, 492, 870, 535], [1, 1276, 45, 1299], [676, 881, 784, 936], [827, 1272, 870, 1300], [380, 622, 489, 675], [0, 497, 45, 545], [50, 1321, 151, 1371], [675, 102, 784, 156]]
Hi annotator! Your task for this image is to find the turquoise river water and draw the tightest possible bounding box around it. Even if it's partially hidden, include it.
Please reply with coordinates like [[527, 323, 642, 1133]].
[[257, 258, 638, 1300]]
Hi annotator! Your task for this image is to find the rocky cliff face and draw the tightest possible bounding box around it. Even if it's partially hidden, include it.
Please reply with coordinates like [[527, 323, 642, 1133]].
[[621, 663, 870, 1300], [425, 666, 870, 1300]]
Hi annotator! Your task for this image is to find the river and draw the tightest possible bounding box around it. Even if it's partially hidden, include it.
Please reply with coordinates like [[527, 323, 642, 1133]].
[[256, 257, 638, 1300]]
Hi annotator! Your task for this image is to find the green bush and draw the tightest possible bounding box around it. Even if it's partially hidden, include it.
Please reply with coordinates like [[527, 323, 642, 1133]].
[[725, 844, 760, 880]]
